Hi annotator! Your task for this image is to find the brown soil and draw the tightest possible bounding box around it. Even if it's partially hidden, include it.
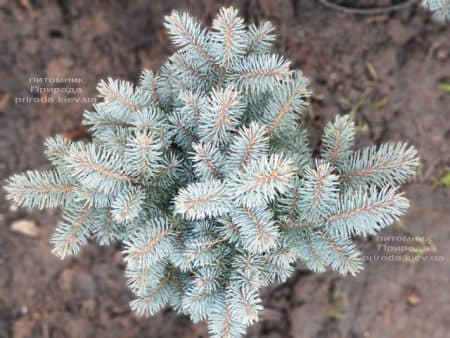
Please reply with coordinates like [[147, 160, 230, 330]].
[[1, 1, 449, 338]]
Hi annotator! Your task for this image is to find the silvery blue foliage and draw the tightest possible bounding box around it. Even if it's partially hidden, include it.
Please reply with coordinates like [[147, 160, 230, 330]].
[[4, 7, 419, 338], [422, 0, 450, 21]]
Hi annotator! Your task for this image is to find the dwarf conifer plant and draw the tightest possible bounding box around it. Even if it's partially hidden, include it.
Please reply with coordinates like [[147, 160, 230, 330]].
[[5, 7, 419, 338]]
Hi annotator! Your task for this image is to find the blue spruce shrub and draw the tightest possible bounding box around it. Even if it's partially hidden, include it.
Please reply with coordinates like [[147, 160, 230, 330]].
[[5, 7, 419, 338]]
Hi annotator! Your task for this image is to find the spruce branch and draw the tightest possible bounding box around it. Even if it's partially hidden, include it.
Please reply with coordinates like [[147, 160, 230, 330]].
[[210, 7, 246, 66], [169, 111, 200, 149], [183, 284, 221, 322], [139, 69, 162, 107], [227, 122, 269, 172], [422, 0, 450, 21], [3, 6, 420, 338], [226, 154, 294, 207], [177, 221, 227, 270], [263, 71, 310, 135], [325, 186, 409, 237], [44, 135, 77, 167], [130, 269, 175, 316], [91, 207, 122, 246], [82, 106, 132, 135], [277, 176, 302, 223], [151, 151, 183, 190], [94, 127, 131, 154], [51, 203, 92, 258], [111, 185, 145, 223], [321, 114, 355, 167], [245, 21, 276, 55], [229, 54, 291, 92], [198, 85, 245, 146], [124, 129, 163, 180], [174, 180, 229, 220], [339, 142, 419, 188], [170, 51, 213, 91], [178, 88, 207, 119], [164, 10, 218, 67], [97, 78, 151, 113], [297, 161, 339, 221], [231, 206, 279, 253], [227, 283, 263, 325], [74, 186, 111, 208], [123, 217, 175, 266], [284, 227, 362, 275], [314, 229, 362, 276], [270, 124, 313, 172], [5, 170, 77, 209], [126, 259, 167, 294], [67, 143, 132, 193], [192, 142, 226, 180], [208, 296, 247, 338]]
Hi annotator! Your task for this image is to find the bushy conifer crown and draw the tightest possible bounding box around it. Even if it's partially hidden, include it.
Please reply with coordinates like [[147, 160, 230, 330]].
[[5, 7, 419, 338]]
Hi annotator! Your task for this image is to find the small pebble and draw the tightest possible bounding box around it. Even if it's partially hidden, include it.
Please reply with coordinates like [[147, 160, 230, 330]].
[[435, 47, 448, 61], [10, 219, 40, 237], [407, 292, 420, 306]]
